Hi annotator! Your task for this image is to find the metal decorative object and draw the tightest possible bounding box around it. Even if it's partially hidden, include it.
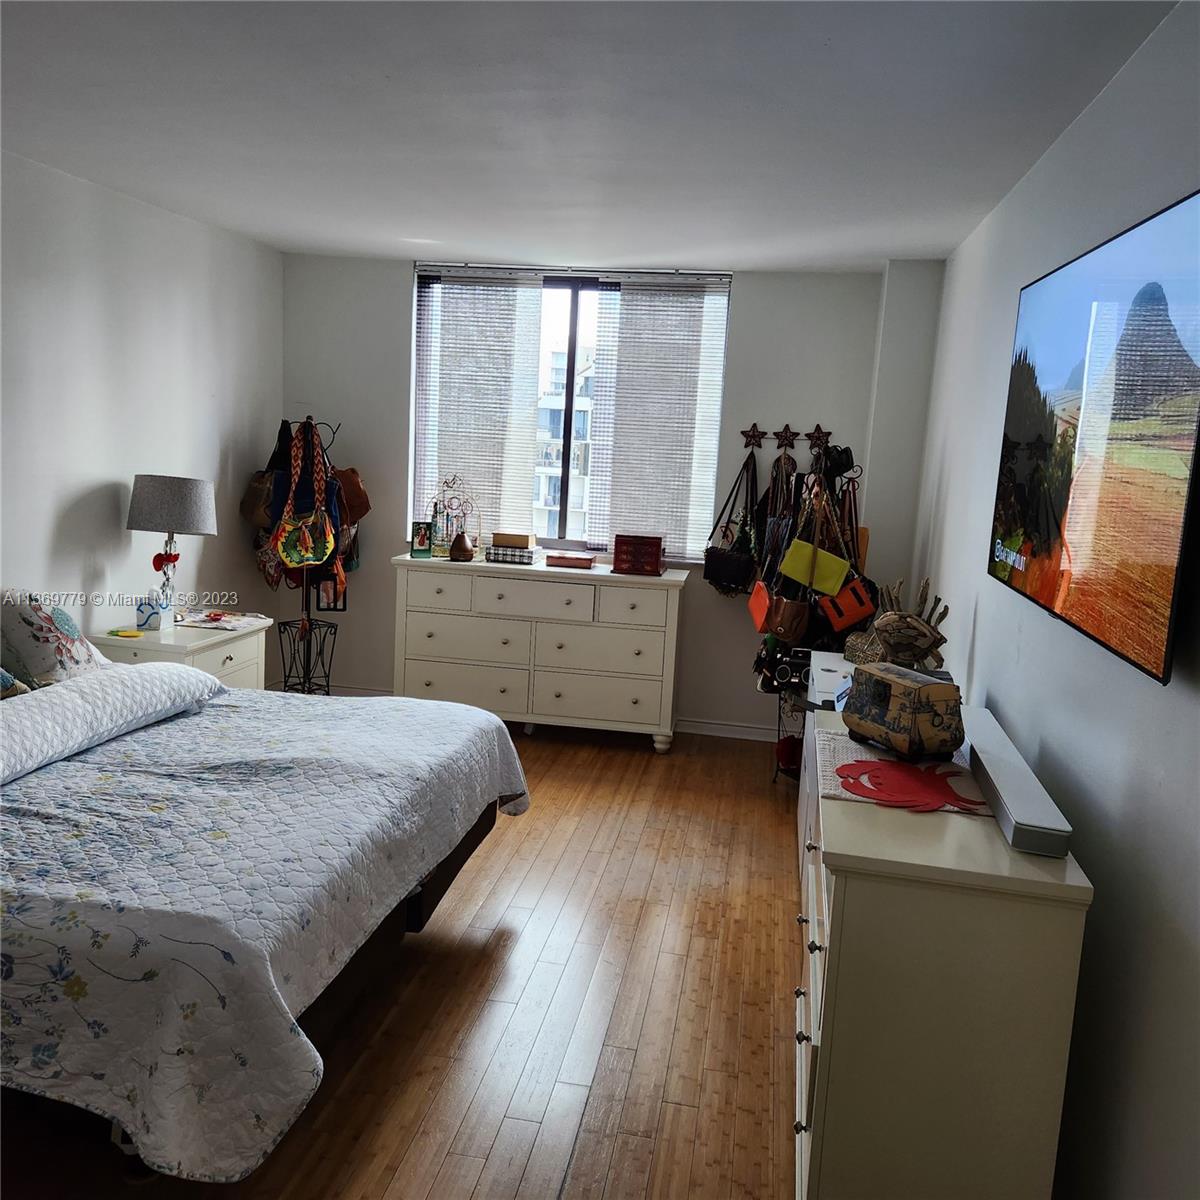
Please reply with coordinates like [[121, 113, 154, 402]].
[[427, 474, 479, 560]]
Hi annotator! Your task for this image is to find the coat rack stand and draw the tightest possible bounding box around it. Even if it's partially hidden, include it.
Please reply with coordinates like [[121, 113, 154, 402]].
[[278, 573, 338, 695]]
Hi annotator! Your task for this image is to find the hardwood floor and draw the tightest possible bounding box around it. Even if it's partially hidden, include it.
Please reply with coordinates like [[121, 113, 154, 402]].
[[1, 729, 801, 1200]]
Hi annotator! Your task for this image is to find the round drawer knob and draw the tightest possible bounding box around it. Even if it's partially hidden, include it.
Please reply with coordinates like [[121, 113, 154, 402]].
[[629, 602, 637, 610], [499, 687, 507, 695], [435, 587, 444, 595], [631, 698, 639, 706], [808, 940, 825, 955], [131, 651, 139, 658], [425, 632, 434, 639], [424, 680, 433, 688], [796, 1030, 811, 1045], [564, 598, 573, 606], [497, 593, 505, 600], [554, 691, 563, 699], [223, 654, 234, 664], [501, 638, 510, 646], [556, 642, 565, 650], [634, 649, 642, 657], [794, 986, 806, 998]]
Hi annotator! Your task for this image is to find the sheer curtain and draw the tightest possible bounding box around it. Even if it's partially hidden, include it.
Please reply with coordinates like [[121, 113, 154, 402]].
[[412, 267, 730, 560], [412, 274, 543, 531]]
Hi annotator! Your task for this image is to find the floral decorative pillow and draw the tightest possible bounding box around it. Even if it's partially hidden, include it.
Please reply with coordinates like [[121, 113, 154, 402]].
[[0, 595, 107, 687], [0, 666, 30, 699]]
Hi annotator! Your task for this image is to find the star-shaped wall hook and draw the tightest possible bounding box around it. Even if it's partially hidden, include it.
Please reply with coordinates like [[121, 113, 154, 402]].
[[804, 424, 832, 454], [740, 423, 767, 448], [773, 424, 799, 450]]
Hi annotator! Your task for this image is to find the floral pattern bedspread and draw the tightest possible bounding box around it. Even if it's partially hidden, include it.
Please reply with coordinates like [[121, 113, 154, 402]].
[[1, 688, 528, 1181]]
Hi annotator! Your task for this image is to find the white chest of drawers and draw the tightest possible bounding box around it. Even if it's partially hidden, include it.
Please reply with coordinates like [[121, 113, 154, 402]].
[[795, 709, 1093, 1200], [89, 618, 272, 689], [392, 554, 687, 752]]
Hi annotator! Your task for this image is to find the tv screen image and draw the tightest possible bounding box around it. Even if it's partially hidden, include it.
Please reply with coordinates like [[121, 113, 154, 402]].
[[988, 191, 1200, 683]]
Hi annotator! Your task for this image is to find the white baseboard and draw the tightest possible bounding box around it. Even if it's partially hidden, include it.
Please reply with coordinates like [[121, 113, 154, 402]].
[[674, 717, 776, 743]]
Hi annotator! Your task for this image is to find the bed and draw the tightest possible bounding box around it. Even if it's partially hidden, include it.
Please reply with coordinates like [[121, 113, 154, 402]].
[[0, 662, 528, 1182]]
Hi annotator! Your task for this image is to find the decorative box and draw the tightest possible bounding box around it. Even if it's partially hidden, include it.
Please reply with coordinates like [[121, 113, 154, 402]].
[[612, 534, 665, 576], [546, 553, 596, 570], [491, 532, 537, 549], [485, 545, 543, 565], [841, 661, 964, 761]]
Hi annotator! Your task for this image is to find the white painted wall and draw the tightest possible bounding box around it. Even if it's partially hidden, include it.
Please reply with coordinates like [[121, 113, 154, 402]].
[[1, 154, 282, 639], [911, 6, 1199, 1195], [282, 255, 415, 693]]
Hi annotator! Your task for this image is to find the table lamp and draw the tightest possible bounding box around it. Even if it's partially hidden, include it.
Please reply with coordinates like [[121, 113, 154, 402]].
[[126, 474, 218, 613]]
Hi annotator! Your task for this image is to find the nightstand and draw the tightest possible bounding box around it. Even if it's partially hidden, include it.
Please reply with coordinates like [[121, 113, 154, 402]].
[[90, 617, 273, 689]]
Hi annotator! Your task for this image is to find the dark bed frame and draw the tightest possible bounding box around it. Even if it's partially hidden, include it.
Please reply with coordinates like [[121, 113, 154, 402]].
[[403, 800, 498, 931]]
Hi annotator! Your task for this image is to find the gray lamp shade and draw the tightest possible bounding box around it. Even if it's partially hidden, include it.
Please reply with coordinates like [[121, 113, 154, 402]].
[[126, 475, 218, 536]]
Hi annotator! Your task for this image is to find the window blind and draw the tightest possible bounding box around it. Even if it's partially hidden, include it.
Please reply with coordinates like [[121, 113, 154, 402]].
[[412, 267, 730, 560]]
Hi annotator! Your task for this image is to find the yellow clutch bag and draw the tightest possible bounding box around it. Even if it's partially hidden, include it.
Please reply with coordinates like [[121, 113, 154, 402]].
[[779, 539, 851, 596]]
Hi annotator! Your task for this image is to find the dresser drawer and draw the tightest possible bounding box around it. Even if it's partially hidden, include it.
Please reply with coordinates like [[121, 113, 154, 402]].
[[535, 623, 664, 677], [218, 660, 261, 689], [192, 634, 261, 678], [408, 570, 472, 611], [597, 585, 668, 627], [533, 670, 661, 725], [473, 577, 594, 622], [405, 660, 528, 711], [406, 612, 531, 666]]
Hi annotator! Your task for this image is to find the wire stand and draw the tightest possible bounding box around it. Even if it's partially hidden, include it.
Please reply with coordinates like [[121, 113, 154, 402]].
[[773, 687, 807, 782], [279, 575, 338, 694]]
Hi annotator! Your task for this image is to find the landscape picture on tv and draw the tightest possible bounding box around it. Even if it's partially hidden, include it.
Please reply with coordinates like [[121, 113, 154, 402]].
[[988, 191, 1200, 682]]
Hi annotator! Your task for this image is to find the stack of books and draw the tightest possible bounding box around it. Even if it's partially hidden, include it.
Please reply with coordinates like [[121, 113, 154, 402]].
[[485, 532, 542, 566]]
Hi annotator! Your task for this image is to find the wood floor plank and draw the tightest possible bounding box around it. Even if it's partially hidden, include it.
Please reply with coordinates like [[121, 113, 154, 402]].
[[427, 1154, 485, 1200], [619, 950, 687, 1137], [580, 1043, 636, 1137], [513, 1080, 589, 1200], [453, 958, 564, 1158], [470, 1118, 540, 1200], [689, 1069, 738, 1200], [663, 934, 718, 1107], [604, 901, 670, 1050], [539, 847, 608, 964], [601, 1132, 655, 1200], [647, 1101, 700, 1200], [561, 1129, 618, 1200], [507, 939, 603, 1121]]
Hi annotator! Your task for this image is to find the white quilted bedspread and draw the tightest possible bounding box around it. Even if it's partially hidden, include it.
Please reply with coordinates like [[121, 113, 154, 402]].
[[1, 682, 528, 1181]]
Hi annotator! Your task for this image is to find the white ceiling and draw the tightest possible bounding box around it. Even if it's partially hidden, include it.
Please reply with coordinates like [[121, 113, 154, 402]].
[[1, 2, 1171, 269]]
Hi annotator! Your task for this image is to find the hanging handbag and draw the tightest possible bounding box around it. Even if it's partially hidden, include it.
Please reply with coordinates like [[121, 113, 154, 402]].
[[335, 467, 371, 524], [764, 593, 811, 643], [704, 450, 759, 597], [271, 421, 336, 568], [239, 471, 274, 528], [779, 486, 851, 596], [817, 577, 876, 632]]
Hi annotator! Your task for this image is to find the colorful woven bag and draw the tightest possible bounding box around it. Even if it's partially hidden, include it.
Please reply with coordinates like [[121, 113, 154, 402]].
[[271, 421, 336, 568]]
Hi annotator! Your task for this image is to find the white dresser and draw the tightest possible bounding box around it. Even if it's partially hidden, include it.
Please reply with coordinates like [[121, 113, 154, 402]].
[[392, 554, 687, 752], [796, 709, 1093, 1200], [89, 618, 272, 689]]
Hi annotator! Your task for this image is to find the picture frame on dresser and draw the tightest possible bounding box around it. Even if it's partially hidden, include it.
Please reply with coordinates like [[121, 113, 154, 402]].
[[392, 553, 687, 752]]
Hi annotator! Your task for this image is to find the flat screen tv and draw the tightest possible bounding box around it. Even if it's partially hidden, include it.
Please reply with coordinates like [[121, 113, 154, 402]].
[[987, 191, 1200, 683]]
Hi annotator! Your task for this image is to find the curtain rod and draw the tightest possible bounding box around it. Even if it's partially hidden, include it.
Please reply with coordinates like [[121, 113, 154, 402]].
[[416, 261, 732, 281]]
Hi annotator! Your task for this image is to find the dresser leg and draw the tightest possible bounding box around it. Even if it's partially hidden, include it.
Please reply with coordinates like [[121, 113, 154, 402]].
[[652, 734, 672, 754]]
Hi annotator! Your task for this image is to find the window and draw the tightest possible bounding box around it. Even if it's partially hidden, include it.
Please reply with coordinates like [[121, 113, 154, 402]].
[[412, 267, 731, 558]]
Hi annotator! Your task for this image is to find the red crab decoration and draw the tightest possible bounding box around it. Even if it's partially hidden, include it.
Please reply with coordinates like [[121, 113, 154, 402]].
[[835, 759, 986, 814], [152, 551, 181, 574]]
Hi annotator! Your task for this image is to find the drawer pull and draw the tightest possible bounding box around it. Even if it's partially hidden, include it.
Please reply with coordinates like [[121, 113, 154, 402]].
[[499, 686, 507, 695], [223, 654, 234, 665], [501, 638, 510, 646], [131, 651, 139, 658], [435, 586, 444, 595], [629, 602, 637, 610], [796, 1030, 811, 1045], [496, 593, 505, 600], [808, 940, 825, 955], [796, 913, 808, 926], [794, 1120, 809, 1135], [794, 986, 806, 998], [556, 642, 565, 650], [554, 691, 563, 699], [805, 840, 821, 853], [425, 632, 434, 639], [631, 698, 639, 706], [634, 649, 642, 657], [424, 680, 433, 688]]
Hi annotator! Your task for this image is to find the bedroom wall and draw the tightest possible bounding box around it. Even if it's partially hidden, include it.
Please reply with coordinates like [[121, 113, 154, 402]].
[[280, 261, 912, 734], [910, 5, 1199, 1196], [1, 153, 283, 640]]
